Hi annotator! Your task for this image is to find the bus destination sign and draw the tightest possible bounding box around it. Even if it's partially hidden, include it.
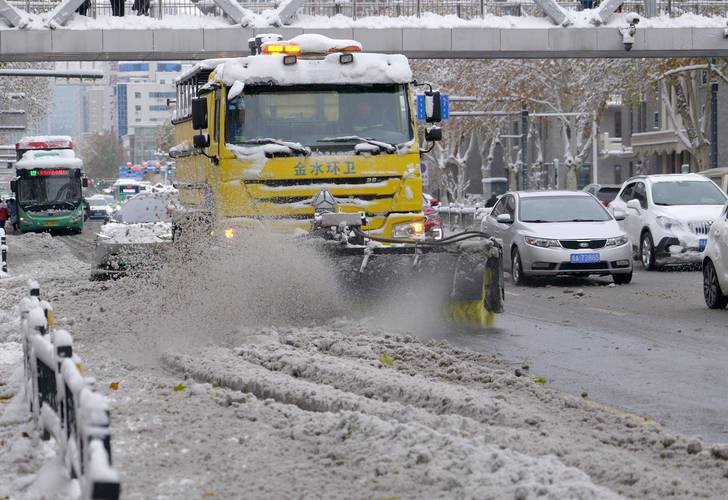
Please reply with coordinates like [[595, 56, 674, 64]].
[[29, 169, 69, 177]]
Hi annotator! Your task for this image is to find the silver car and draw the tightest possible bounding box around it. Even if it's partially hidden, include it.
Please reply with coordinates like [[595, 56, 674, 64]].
[[481, 190, 633, 285]]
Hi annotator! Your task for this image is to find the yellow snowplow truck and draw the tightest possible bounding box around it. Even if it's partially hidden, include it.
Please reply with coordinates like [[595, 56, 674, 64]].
[[170, 33, 504, 324]]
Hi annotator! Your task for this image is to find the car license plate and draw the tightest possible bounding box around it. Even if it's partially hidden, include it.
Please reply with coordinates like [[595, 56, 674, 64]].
[[570, 253, 600, 264], [699, 238, 707, 251], [45, 220, 58, 226]]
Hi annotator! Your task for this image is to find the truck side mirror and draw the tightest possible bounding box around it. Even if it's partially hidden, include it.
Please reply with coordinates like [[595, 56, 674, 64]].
[[82, 177, 89, 188], [425, 91, 442, 123], [193, 134, 210, 149], [10, 180, 16, 193], [191, 97, 208, 130], [425, 127, 442, 142]]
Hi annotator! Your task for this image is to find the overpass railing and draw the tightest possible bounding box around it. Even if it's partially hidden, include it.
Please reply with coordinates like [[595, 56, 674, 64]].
[[19, 281, 121, 500], [8, 0, 728, 20]]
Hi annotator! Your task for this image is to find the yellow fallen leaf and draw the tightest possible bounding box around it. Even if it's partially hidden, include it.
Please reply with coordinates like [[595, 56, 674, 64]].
[[174, 383, 186, 392], [379, 353, 395, 367], [109, 381, 120, 391], [202, 491, 214, 497], [0, 395, 12, 402]]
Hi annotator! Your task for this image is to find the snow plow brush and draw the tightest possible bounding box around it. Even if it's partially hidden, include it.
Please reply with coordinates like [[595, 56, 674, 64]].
[[312, 212, 504, 327]]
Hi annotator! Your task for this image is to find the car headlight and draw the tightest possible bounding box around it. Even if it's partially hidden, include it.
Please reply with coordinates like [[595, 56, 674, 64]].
[[392, 221, 425, 239], [525, 237, 560, 248], [656, 216, 683, 231], [70, 213, 83, 223], [605, 235, 629, 247]]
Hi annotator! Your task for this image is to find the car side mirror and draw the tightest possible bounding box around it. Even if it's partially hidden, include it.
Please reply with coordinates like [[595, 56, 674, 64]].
[[626, 199, 641, 211], [10, 180, 16, 193], [191, 97, 208, 130], [496, 213, 513, 224], [613, 209, 627, 221], [430, 198, 440, 207], [82, 177, 89, 188]]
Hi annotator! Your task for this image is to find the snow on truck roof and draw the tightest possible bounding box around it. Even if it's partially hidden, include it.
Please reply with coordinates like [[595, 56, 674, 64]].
[[179, 34, 412, 87], [15, 149, 82, 169]]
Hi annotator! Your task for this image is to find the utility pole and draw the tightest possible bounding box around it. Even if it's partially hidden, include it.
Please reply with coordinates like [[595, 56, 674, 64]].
[[592, 113, 599, 184], [521, 107, 529, 190], [711, 81, 718, 168]]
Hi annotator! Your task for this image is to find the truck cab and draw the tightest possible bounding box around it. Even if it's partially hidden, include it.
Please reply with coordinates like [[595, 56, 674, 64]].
[[171, 34, 436, 239]]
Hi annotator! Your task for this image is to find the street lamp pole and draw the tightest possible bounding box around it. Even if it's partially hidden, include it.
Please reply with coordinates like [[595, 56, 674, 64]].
[[592, 112, 599, 184]]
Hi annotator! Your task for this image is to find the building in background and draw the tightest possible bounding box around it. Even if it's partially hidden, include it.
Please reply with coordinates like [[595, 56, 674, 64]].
[[113, 62, 186, 163]]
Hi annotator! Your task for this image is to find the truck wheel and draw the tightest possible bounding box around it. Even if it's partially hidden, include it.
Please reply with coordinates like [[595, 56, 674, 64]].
[[703, 260, 728, 309], [640, 231, 657, 271]]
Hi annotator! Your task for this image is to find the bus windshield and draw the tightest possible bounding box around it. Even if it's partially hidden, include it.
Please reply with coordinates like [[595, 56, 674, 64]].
[[225, 84, 413, 150], [17, 174, 82, 209]]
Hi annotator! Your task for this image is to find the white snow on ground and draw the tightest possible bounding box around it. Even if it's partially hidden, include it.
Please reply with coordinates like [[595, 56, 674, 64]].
[[2, 229, 728, 499]]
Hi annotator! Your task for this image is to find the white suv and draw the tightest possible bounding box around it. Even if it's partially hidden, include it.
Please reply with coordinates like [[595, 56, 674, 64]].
[[609, 174, 727, 270], [703, 202, 728, 309]]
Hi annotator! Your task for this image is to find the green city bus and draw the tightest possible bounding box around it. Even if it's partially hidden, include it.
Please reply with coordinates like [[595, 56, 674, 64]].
[[11, 149, 87, 233]]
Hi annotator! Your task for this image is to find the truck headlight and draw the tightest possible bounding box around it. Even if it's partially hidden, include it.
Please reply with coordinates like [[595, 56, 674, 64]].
[[606, 235, 629, 247], [656, 216, 683, 231], [392, 221, 425, 239], [525, 237, 560, 248]]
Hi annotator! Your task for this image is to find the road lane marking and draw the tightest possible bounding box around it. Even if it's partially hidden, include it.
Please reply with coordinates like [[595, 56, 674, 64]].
[[505, 291, 521, 297], [585, 306, 628, 317]]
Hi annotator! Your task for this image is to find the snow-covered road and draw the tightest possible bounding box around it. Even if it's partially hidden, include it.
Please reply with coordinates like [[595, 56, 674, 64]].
[[2, 231, 728, 499]]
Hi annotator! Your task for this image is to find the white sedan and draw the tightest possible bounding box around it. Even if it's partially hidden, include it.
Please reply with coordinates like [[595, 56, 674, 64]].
[[481, 190, 632, 285]]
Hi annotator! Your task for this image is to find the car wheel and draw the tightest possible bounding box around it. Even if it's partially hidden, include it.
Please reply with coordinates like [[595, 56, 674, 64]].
[[640, 231, 657, 271], [511, 248, 528, 286], [703, 260, 728, 309], [612, 271, 632, 285]]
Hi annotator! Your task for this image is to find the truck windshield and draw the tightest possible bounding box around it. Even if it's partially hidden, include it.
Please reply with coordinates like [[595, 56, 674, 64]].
[[17, 173, 81, 208], [225, 84, 413, 150]]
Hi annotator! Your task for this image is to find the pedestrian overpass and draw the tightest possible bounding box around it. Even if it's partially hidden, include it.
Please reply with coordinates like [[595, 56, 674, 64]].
[[2, 0, 728, 60]]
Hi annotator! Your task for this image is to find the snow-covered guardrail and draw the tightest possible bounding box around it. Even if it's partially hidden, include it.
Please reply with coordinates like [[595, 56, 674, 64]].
[[19, 281, 121, 500], [437, 204, 488, 231], [1, 228, 7, 274]]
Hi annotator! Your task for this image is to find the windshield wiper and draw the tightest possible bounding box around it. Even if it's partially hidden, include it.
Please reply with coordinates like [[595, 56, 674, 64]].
[[522, 219, 550, 223], [562, 219, 606, 222], [240, 138, 310, 156], [318, 136, 397, 154], [54, 201, 78, 209]]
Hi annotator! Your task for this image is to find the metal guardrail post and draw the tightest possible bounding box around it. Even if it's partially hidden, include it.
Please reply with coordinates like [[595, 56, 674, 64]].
[[19, 284, 121, 499], [1, 228, 6, 274], [157, 0, 162, 20]]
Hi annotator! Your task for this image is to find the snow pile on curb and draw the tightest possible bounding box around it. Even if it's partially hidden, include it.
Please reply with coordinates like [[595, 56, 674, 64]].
[[97, 222, 172, 244]]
